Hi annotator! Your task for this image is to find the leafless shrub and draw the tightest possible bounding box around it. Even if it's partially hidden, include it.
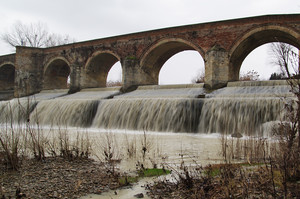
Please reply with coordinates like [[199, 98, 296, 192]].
[[271, 104, 300, 197], [192, 69, 205, 83], [140, 131, 153, 162], [124, 133, 137, 158], [220, 132, 272, 164], [74, 130, 92, 158], [269, 42, 300, 198], [239, 70, 260, 81], [106, 80, 122, 87], [149, 160, 290, 199], [26, 126, 47, 161], [95, 132, 121, 176], [56, 128, 91, 160], [46, 128, 59, 157], [0, 97, 36, 169], [220, 133, 230, 163], [0, 125, 21, 170]]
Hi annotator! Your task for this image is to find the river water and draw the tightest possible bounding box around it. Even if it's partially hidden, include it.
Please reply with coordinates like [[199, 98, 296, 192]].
[[78, 129, 222, 199]]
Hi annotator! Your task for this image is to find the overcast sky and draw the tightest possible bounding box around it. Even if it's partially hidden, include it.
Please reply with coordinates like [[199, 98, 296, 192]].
[[0, 0, 299, 84]]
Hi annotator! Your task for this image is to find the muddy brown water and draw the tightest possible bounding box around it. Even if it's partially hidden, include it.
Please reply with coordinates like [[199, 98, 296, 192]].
[[78, 130, 222, 199]]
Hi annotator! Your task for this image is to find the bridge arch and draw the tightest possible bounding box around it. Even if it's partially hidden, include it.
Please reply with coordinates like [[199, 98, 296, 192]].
[[43, 57, 71, 90], [140, 38, 204, 85], [229, 25, 300, 81], [0, 62, 15, 91], [83, 50, 121, 88]]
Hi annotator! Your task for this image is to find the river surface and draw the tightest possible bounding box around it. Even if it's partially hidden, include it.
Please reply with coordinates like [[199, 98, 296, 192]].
[[77, 129, 222, 199]]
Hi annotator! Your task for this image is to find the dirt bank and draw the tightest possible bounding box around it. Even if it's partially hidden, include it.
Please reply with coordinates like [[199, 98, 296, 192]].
[[0, 157, 121, 199]]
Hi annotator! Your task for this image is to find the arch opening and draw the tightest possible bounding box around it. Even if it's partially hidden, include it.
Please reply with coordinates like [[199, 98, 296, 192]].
[[141, 39, 204, 85], [44, 59, 70, 90], [85, 52, 119, 88], [106, 61, 122, 87], [230, 28, 300, 82], [0, 64, 15, 91], [240, 42, 299, 81], [159, 50, 205, 85]]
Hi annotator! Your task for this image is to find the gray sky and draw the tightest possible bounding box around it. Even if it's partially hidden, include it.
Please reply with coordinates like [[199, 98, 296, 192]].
[[0, 0, 299, 84]]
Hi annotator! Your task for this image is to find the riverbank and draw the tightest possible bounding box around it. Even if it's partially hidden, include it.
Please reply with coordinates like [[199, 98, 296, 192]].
[[146, 163, 300, 198], [0, 157, 122, 199], [1, 157, 300, 198], [0, 130, 223, 198]]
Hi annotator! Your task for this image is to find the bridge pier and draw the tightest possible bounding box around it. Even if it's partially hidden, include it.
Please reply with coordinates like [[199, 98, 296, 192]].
[[121, 57, 156, 92], [14, 47, 43, 97], [69, 63, 81, 93], [204, 45, 230, 89]]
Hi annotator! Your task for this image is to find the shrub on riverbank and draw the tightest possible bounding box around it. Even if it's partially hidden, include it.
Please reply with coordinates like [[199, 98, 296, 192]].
[[0, 125, 92, 170], [147, 162, 299, 198]]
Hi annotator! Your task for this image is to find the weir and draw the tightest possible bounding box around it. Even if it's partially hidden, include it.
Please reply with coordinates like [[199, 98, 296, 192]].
[[0, 80, 293, 136]]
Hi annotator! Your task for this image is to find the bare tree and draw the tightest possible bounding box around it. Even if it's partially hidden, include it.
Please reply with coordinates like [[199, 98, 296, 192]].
[[239, 70, 260, 81], [192, 69, 205, 83], [1, 21, 75, 49], [192, 69, 260, 83], [106, 80, 122, 87], [270, 42, 299, 78], [270, 42, 300, 97], [269, 72, 286, 80], [270, 42, 300, 196]]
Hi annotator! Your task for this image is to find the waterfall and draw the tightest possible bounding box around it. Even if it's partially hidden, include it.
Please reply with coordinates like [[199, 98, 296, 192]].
[[30, 99, 99, 127], [92, 98, 203, 133], [0, 98, 37, 124], [29, 88, 120, 127], [117, 84, 206, 99], [198, 97, 286, 136], [0, 89, 68, 124], [0, 81, 294, 136], [199, 80, 292, 136]]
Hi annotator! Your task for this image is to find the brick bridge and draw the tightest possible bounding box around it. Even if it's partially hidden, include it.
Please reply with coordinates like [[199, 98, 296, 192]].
[[0, 14, 300, 98]]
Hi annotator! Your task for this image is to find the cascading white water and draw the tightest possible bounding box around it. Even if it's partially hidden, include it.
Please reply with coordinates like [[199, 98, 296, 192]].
[[0, 81, 294, 136], [117, 84, 206, 99], [199, 80, 293, 136], [198, 97, 286, 136], [207, 80, 293, 98], [30, 99, 99, 127], [90, 84, 205, 132], [31, 89, 69, 100], [63, 87, 120, 100], [90, 81, 292, 135], [0, 98, 37, 124], [28, 88, 120, 127], [0, 89, 68, 124], [92, 98, 203, 133]]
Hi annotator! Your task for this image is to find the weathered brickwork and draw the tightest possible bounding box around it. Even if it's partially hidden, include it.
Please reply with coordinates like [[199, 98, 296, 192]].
[[0, 14, 299, 97]]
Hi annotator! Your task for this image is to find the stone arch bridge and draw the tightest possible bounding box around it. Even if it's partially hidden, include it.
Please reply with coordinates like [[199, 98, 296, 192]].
[[0, 14, 300, 98]]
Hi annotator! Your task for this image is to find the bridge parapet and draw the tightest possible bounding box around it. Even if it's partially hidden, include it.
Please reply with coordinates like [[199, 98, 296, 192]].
[[0, 53, 15, 64]]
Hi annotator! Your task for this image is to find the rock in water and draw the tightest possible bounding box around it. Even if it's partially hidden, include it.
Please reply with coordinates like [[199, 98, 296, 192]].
[[134, 193, 144, 198]]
